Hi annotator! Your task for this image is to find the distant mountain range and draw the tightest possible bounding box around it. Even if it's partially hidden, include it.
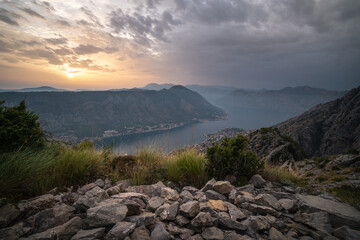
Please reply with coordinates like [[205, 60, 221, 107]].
[[216, 86, 346, 117], [275, 85, 360, 156], [0, 86, 225, 141], [0, 86, 67, 92]]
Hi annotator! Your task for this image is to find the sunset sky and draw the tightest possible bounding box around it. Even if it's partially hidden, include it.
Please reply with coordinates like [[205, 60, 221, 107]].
[[0, 0, 359, 90]]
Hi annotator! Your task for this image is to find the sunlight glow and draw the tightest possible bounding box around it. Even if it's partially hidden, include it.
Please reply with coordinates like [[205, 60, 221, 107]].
[[60, 65, 83, 78]]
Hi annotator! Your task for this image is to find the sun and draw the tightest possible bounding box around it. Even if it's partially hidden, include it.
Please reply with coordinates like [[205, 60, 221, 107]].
[[60, 65, 83, 78]]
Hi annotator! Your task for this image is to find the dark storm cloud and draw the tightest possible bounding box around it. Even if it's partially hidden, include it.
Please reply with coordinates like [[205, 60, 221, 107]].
[[109, 8, 180, 45], [0, 7, 20, 25], [20, 7, 45, 19], [163, 0, 360, 90]]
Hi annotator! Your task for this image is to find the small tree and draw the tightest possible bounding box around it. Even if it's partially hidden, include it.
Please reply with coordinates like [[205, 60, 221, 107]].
[[206, 135, 264, 182], [0, 100, 45, 152]]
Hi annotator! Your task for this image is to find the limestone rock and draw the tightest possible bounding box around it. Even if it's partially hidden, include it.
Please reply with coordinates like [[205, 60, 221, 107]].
[[151, 223, 170, 240], [126, 212, 156, 227], [201, 227, 224, 240], [25, 216, 83, 240], [18, 194, 58, 217], [71, 228, 105, 240], [278, 198, 297, 212], [191, 212, 216, 227], [297, 194, 360, 230], [24, 204, 74, 234], [161, 187, 180, 201], [333, 225, 360, 240], [179, 201, 200, 218], [106, 221, 136, 240], [147, 197, 164, 212], [77, 183, 96, 195], [249, 175, 266, 188], [269, 227, 286, 240], [205, 190, 226, 201], [254, 194, 280, 210], [76, 186, 109, 208], [180, 190, 194, 202], [157, 202, 179, 221], [218, 217, 247, 231], [87, 199, 128, 227], [207, 200, 227, 212], [0, 204, 21, 228], [225, 202, 246, 220], [241, 202, 281, 217], [131, 226, 151, 240], [126, 181, 166, 198], [213, 181, 233, 195], [201, 178, 216, 192], [182, 186, 199, 195], [176, 215, 190, 226]]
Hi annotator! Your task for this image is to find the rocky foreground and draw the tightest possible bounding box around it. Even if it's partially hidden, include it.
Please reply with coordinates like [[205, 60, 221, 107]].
[[1, 175, 360, 240]]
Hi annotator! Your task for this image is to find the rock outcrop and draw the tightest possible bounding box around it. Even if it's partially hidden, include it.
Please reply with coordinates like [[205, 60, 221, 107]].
[[1, 176, 360, 240], [275, 85, 360, 157]]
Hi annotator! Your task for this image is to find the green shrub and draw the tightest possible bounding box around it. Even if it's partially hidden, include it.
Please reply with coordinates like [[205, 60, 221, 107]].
[[0, 100, 45, 152], [206, 135, 264, 181], [164, 149, 207, 188]]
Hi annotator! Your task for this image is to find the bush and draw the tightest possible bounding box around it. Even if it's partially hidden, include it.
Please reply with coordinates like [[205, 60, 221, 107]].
[[0, 100, 45, 152], [206, 135, 264, 181], [164, 149, 207, 188]]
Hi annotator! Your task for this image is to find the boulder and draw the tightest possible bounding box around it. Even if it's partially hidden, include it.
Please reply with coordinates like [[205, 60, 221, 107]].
[[17, 194, 58, 217], [126, 212, 156, 227], [180, 190, 194, 202], [241, 202, 281, 217], [269, 227, 287, 240], [333, 225, 360, 240], [25, 216, 83, 240], [176, 215, 190, 226], [24, 204, 74, 234], [278, 198, 297, 212], [147, 197, 164, 212], [254, 194, 280, 210], [201, 227, 224, 240], [157, 202, 179, 221], [112, 192, 149, 208], [179, 201, 200, 218], [205, 190, 227, 201], [303, 211, 333, 234], [76, 186, 109, 208], [71, 228, 105, 240], [161, 187, 179, 201], [106, 221, 136, 240], [297, 194, 360, 230], [249, 175, 266, 188], [86, 199, 128, 227], [201, 178, 216, 192], [225, 202, 246, 220], [126, 181, 166, 198], [131, 225, 151, 240], [151, 223, 170, 240], [207, 200, 227, 212], [218, 217, 247, 231], [191, 212, 216, 227], [213, 181, 233, 195], [0, 204, 21, 228]]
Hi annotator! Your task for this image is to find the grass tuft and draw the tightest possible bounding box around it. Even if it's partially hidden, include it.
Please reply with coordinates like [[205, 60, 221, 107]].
[[329, 185, 360, 207], [260, 164, 309, 188]]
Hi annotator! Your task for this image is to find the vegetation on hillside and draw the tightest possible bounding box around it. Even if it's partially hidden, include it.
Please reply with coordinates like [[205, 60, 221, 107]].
[[0, 100, 45, 152]]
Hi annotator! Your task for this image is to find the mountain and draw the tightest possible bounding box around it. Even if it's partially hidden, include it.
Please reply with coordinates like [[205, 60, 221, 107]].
[[143, 83, 175, 91], [0, 86, 67, 92], [0, 86, 225, 141], [275, 85, 360, 157], [217, 86, 346, 114]]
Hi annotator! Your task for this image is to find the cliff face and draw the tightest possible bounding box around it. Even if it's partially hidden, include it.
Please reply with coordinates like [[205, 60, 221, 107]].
[[0, 86, 225, 139], [275, 85, 360, 157]]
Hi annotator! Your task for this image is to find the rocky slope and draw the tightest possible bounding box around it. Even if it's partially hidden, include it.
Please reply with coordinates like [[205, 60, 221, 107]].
[[1, 175, 360, 240], [275, 85, 360, 157], [0, 86, 225, 140]]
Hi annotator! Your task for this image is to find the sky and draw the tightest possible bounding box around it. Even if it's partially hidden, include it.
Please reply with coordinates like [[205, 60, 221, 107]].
[[0, 0, 359, 90]]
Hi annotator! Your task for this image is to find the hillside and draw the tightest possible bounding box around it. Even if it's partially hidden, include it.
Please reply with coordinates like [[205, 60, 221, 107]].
[[217, 86, 346, 116], [0, 86, 225, 141], [275, 85, 360, 157]]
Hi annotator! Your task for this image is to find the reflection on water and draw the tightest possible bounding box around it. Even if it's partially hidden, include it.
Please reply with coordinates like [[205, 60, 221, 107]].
[[96, 109, 295, 155]]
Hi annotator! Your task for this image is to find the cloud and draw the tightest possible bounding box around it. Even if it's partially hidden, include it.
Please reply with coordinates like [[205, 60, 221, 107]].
[[74, 44, 117, 55], [44, 37, 68, 45], [0, 8, 20, 26], [56, 19, 71, 27], [109, 8, 181, 45], [80, 6, 103, 27], [21, 49, 63, 65], [20, 7, 45, 19]]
